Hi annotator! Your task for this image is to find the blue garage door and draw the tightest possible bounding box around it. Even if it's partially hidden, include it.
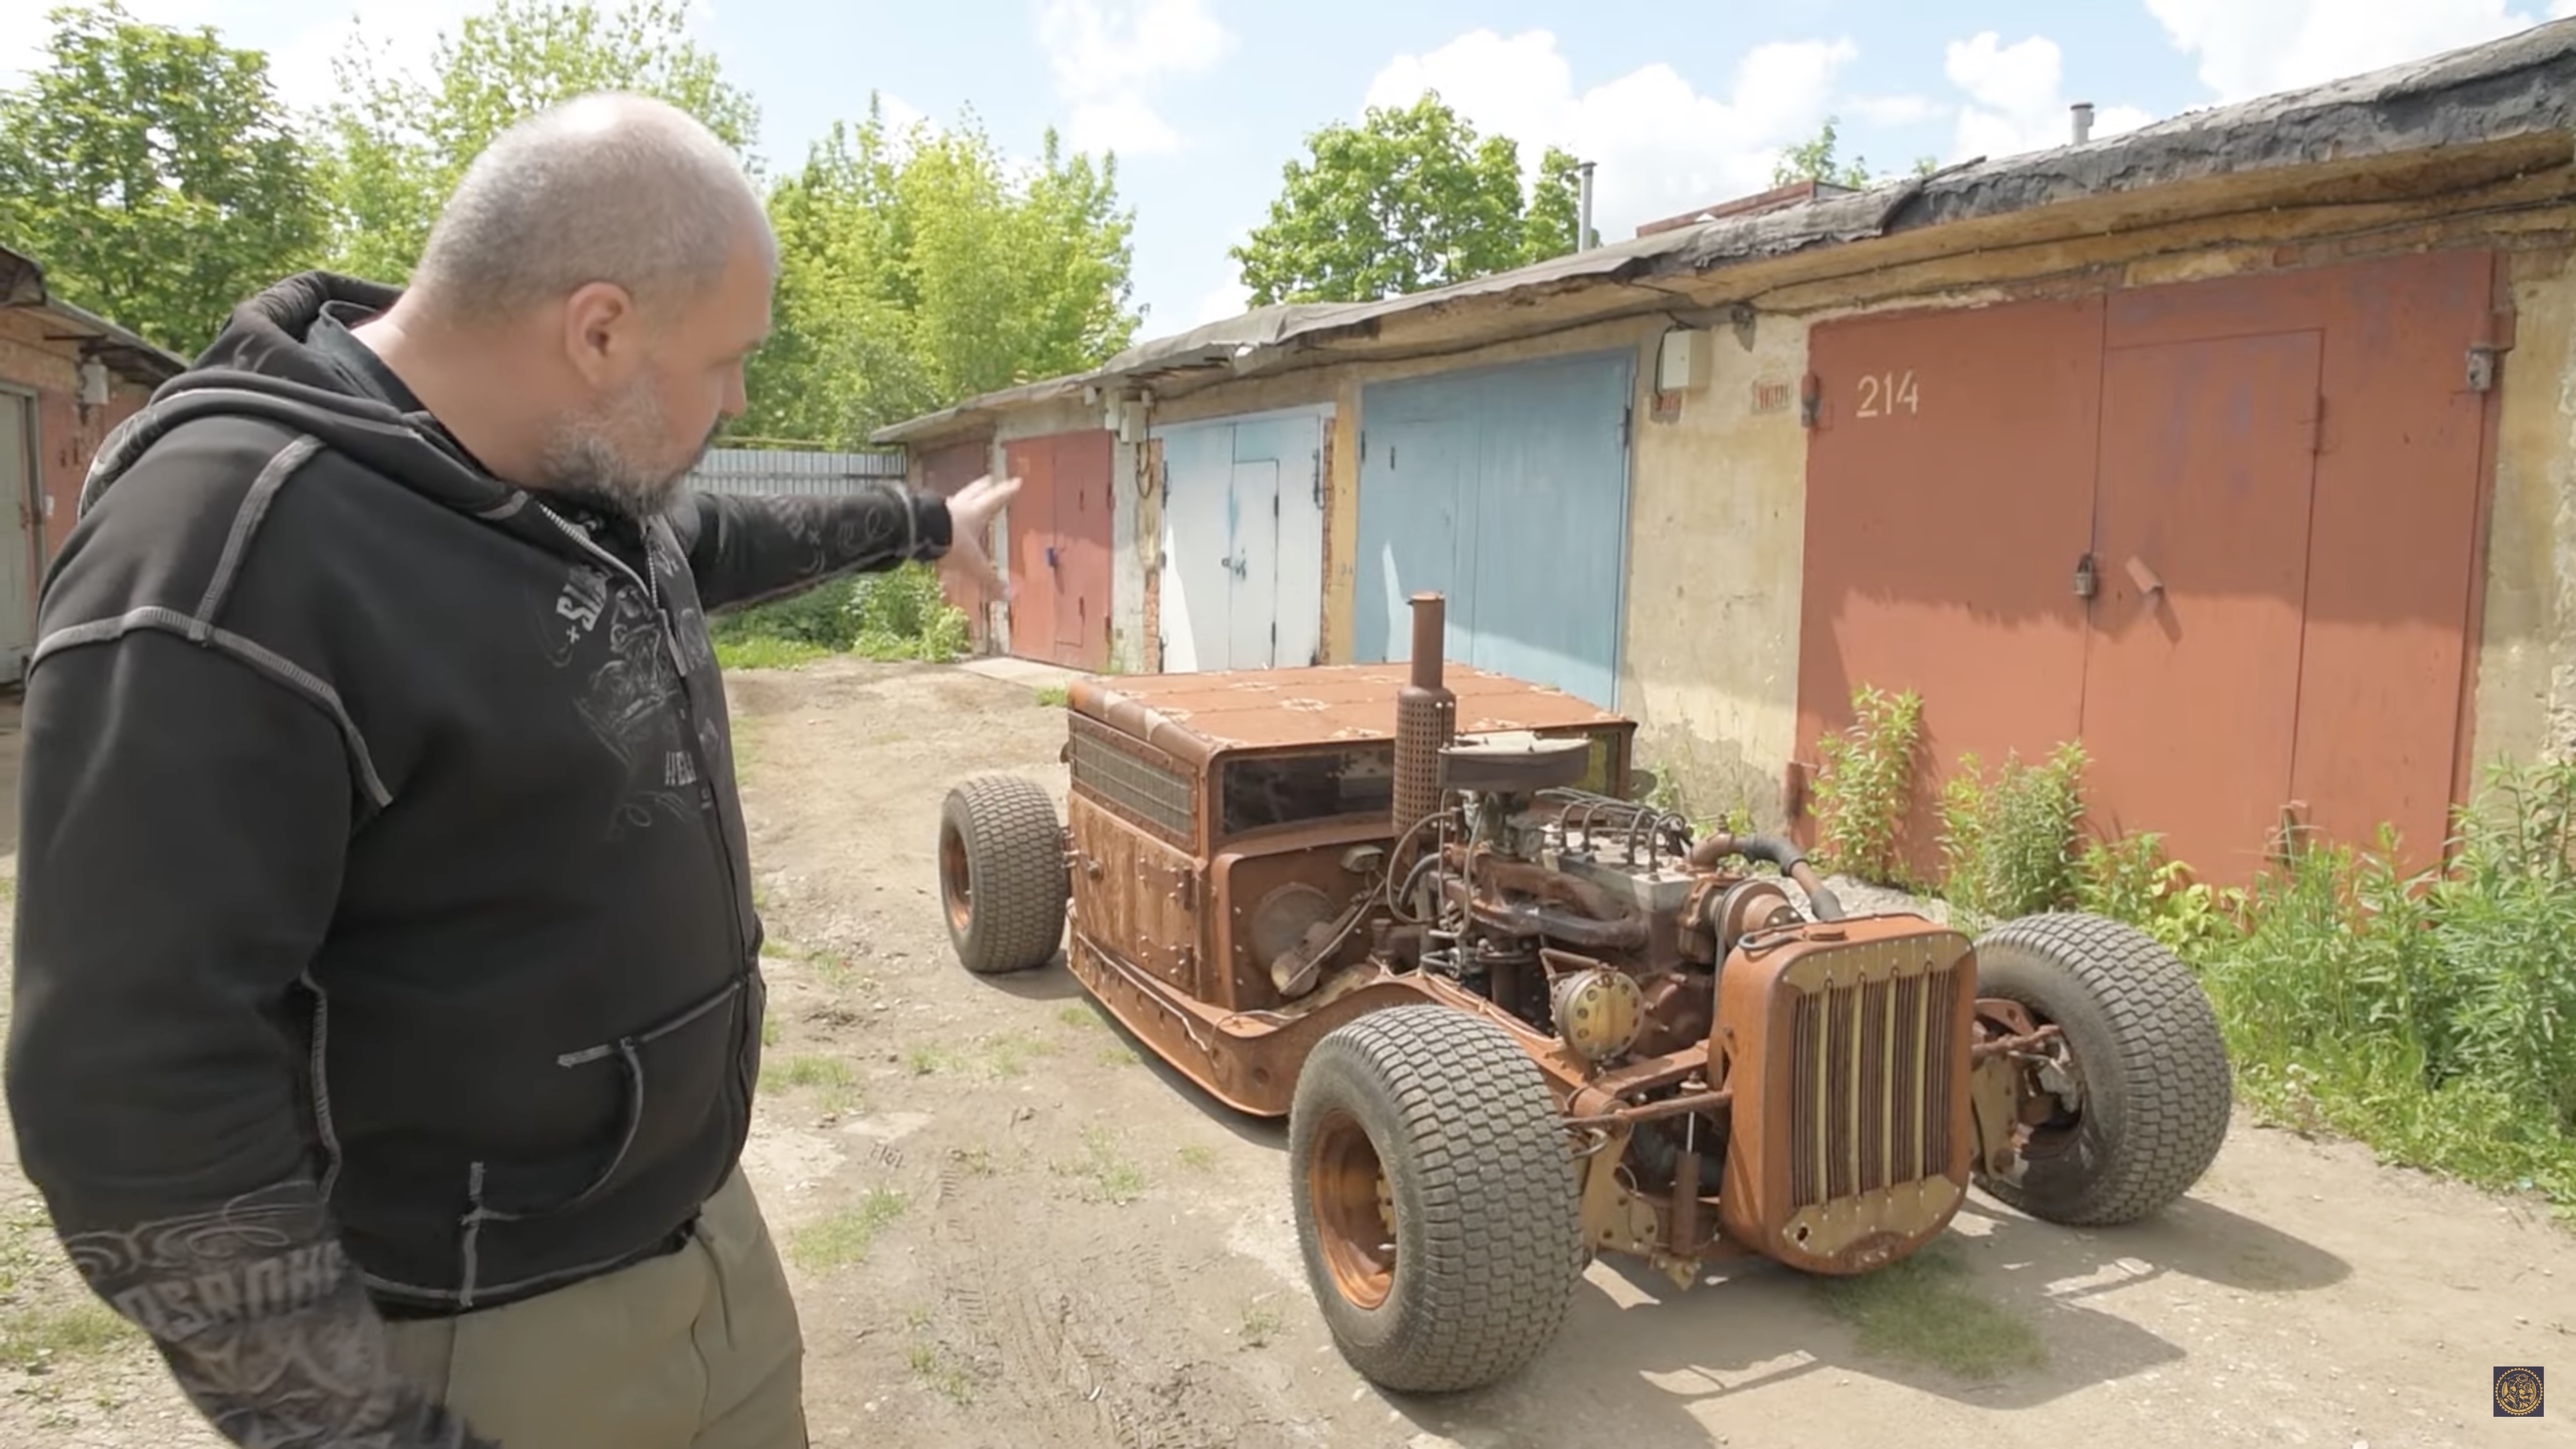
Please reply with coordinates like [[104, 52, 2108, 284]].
[[1354, 351, 1634, 706]]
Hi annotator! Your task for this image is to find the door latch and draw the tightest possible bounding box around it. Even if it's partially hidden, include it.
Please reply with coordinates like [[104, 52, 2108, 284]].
[[2072, 552, 2097, 601]]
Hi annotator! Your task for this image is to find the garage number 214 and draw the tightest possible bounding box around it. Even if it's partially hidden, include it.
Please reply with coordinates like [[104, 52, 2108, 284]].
[[1855, 369, 1920, 419]]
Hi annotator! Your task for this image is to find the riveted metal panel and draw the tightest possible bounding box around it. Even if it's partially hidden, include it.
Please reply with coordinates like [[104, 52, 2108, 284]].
[[2079, 329, 2322, 880], [2101, 250, 2497, 873], [1795, 296, 2106, 884], [1796, 251, 2496, 888]]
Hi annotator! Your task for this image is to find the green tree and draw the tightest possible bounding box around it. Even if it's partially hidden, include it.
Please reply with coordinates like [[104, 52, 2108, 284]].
[[0, 0, 328, 356], [736, 96, 1141, 448], [1773, 115, 1942, 190], [317, 0, 759, 284], [1771, 116, 1874, 189], [1230, 92, 1587, 306]]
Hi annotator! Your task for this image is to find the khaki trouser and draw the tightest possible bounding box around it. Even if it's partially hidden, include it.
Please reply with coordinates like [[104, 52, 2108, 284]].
[[385, 1166, 807, 1449]]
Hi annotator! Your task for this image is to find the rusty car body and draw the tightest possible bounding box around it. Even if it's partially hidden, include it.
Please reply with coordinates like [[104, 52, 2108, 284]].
[[936, 593, 2234, 1393]]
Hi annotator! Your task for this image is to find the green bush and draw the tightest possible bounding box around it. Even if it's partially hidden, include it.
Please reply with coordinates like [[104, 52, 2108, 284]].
[[1937, 740, 2088, 931], [1808, 685, 1924, 887], [2197, 763, 2576, 1214], [1819, 674, 2576, 1220], [709, 562, 971, 670]]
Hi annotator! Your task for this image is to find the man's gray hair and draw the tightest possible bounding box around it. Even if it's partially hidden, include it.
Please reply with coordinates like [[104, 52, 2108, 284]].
[[409, 92, 770, 325]]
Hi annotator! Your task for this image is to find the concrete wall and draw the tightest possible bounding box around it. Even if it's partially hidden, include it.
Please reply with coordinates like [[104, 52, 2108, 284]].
[[2467, 247, 2576, 775], [1621, 311, 1815, 829]]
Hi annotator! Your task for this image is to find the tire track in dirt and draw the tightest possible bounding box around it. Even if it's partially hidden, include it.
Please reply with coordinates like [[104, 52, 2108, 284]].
[[926, 1152, 1118, 1448]]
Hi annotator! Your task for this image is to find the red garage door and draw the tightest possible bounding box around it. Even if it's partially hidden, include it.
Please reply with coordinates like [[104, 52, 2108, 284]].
[[1795, 251, 2498, 888], [1002, 429, 1115, 673]]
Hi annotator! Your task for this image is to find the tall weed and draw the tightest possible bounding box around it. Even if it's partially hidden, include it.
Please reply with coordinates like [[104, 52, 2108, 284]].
[[1937, 741, 2088, 932], [1809, 685, 1924, 887], [2194, 762, 2576, 1216]]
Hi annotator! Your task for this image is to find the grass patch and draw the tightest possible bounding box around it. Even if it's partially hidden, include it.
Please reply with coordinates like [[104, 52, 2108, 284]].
[[1175, 1144, 1217, 1173], [786, 1188, 907, 1271], [1053, 1126, 1146, 1205], [714, 635, 833, 672], [906, 1339, 977, 1405], [1236, 1296, 1286, 1348], [0, 1208, 138, 1371], [1812, 1240, 2044, 1381], [1057, 1004, 1102, 1030], [1034, 684, 1070, 707], [1095, 1041, 1141, 1068], [708, 565, 970, 669], [0, 1299, 134, 1372], [762, 1053, 862, 1114], [980, 1031, 1056, 1078], [906, 1044, 963, 1076], [761, 1016, 782, 1048]]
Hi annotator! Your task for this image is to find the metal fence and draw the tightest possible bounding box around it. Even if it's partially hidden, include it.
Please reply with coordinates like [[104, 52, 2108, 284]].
[[685, 446, 908, 498]]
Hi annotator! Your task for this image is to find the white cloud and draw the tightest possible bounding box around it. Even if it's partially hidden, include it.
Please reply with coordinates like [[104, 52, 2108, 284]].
[[1192, 277, 1251, 324], [2144, 0, 2558, 102], [1361, 28, 1862, 244], [1849, 93, 1946, 127], [1944, 32, 2153, 162], [1034, 0, 1232, 157]]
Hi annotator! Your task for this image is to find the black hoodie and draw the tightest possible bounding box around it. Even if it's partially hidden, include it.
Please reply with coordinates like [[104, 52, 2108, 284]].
[[5, 274, 956, 1445]]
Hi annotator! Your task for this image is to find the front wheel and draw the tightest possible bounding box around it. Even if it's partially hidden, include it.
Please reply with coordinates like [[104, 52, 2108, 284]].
[[1287, 1005, 1587, 1394], [1971, 911, 2232, 1226], [936, 773, 1068, 975]]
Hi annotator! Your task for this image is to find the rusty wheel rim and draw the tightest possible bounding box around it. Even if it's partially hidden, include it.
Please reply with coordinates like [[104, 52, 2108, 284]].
[[1308, 1109, 1395, 1310], [938, 824, 973, 935]]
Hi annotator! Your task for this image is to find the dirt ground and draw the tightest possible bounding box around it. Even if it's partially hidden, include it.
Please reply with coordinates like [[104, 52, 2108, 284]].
[[0, 660, 2571, 1449]]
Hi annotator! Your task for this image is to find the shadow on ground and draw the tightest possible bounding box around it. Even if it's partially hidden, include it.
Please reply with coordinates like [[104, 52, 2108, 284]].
[[1029, 960, 2357, 1445]]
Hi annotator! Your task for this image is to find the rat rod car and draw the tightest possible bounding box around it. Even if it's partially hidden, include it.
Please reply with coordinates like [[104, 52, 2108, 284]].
[[935, 593, 2233, 1394]]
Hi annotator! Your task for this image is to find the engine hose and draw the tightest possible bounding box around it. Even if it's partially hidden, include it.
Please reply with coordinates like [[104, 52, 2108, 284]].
[[1687, 831, 1846, 922], [1392, 851, 1441, 923]]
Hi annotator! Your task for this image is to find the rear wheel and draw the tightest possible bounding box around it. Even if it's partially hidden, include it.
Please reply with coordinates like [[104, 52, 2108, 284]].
[[1288, 1005, 1587, 1394], [937, 773, 1068, 975], [1971, 911, 2232, 1225]]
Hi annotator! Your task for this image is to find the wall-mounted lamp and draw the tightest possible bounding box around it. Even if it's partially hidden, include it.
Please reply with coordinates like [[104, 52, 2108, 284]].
[[77, 356, 110, 411]]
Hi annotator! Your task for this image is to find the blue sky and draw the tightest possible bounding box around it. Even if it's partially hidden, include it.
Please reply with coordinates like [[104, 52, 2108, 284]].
[[8, 0, 2573, 338]]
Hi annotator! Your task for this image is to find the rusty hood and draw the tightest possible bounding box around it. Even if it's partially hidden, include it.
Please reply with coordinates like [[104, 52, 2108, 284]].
[[1068, 664, 1629, 767]]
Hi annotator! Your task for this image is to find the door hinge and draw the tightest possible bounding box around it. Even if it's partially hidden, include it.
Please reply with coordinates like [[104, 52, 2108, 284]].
[[1358, 431, 1366, 463], [1621, 404, 1633, 448]]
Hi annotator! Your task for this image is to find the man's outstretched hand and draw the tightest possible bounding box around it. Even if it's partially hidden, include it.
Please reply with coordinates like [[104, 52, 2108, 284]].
[[940, 473, 1019, 608]]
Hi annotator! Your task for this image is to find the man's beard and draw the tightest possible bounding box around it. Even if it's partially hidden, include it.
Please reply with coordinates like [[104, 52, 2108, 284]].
[[536, 377, 717, 521]]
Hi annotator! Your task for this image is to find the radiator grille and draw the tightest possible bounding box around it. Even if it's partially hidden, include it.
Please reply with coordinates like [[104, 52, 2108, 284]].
[[1788, 960, 1959, 1210], [1069, 728, 1193, 841]]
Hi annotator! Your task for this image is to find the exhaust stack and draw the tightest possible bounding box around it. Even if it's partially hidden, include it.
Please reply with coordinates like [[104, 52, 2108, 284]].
[[1393, 592, 1456, 851]]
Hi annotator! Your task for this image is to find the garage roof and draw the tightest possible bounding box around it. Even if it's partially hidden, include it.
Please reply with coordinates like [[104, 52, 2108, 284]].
[[0, 243, 191, 388], [873, 14, 2576, 448]]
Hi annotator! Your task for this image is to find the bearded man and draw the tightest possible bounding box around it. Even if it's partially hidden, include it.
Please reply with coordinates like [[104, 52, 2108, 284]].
[[4, 93, 1014, 1449]]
